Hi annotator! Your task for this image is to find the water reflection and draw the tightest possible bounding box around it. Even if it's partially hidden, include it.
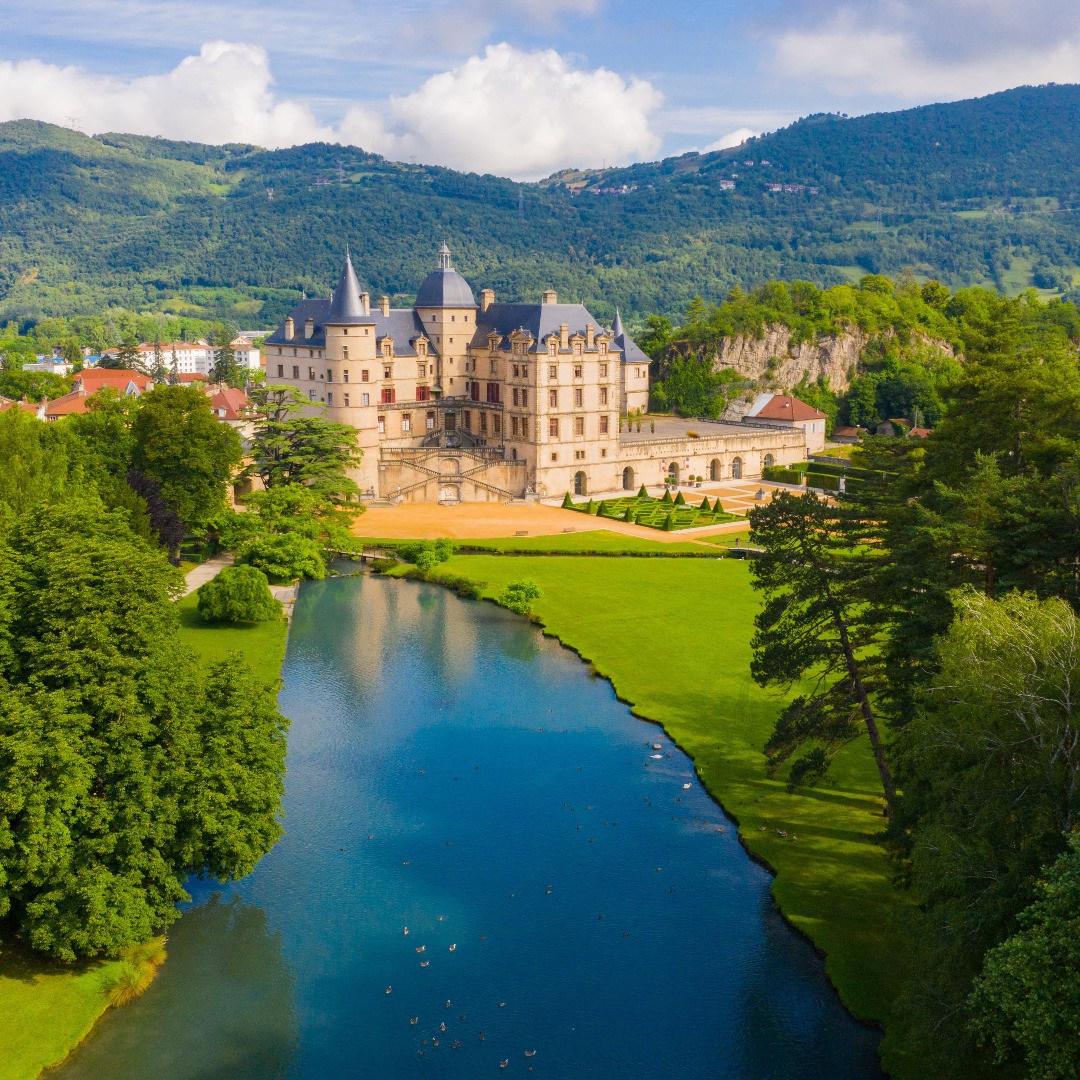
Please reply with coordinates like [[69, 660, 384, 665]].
[[58, 573, 882, 1080], [58, 895, 297, 1080]]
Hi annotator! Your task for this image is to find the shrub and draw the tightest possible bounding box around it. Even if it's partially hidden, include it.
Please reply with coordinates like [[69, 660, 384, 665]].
[[662, 512, 675, 531], [623, 507, 635, 522], [585, 498, 598, 514], [499, 578, 542, 616], [673, 491, 686, 506], [369, 557, 397, 574], [239, 533, 326, 582], [699, 496, 711, 510], [397, 538, 455, 567], [562, 492, 573, 509], [660, 489, 673, 504], [638, 484, 649, 498], [197, 565, 282, 624], [438, 573, 484, 599]]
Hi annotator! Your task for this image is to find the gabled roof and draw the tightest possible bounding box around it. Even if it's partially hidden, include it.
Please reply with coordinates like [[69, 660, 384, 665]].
[[43, 390, 90, 418], [75, 369, 155, 394], [0, 396, 42, 416], [471, 301, 645, 362], [209, 387, 254, 420], [749, 394, 827, 422]]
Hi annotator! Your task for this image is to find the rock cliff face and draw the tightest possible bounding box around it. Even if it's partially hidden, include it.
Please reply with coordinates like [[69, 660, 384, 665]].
[[710, 326, 870, 393], [672, 325, 956, 420]]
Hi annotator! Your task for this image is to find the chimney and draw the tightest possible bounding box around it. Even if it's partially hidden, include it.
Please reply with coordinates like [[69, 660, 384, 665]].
[[585, 323, 594, 348], [304, 316, 314, 339], [542, 289, 558, 305], [360, 291, 370, 315], [480, 288, 494, 312], [284, 316, 294, 340], [559, 322, 569, 349], [379, 295, 390, 316]]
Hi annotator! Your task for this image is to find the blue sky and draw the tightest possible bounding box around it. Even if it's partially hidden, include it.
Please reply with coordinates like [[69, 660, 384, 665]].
[[1, 0, 1077, 178]]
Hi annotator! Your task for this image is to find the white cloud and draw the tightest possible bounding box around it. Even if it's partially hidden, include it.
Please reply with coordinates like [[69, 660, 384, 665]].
[[701, 127, 758, 152], [772, 8, 1080, 100], [0, 40, 662, 179], [0, 41, 336, 146], [340, 43, 662, 179]]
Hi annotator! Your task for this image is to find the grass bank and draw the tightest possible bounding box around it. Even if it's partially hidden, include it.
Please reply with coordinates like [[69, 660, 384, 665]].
[[423, 553, 911, 1072], [356, 530, 720, 555], [0, 596, 289, 1080]]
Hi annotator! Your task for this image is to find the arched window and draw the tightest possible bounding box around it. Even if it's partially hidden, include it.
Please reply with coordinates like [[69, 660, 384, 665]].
[[764, 453, 775, 468], [622, 466, 635, 490], [709, 458, 722, 481], [731, 457, 743, 480], [573, 471, 587, 496]]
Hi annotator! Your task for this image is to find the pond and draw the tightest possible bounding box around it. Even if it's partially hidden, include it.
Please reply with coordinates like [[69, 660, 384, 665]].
[[58, 573, 884, 1079]]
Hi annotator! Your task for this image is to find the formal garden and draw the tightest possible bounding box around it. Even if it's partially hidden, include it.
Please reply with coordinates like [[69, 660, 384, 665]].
[[560, 485, 741, 530]]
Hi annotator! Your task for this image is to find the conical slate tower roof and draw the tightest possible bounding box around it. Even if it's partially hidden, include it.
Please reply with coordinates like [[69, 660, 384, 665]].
[[327, 252, 368, 323], [611, 308, 625, 339]]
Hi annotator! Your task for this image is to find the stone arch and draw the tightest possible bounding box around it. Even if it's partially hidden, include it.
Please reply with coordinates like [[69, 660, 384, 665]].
[[573, 471, 587, 496], [667, 461, 680, 484], [709, 458, 722, 481], [764, 453, 775, 468], [442, 457, 461, 474], [622, 466, 635, 490], [731, 457, 743, 480]]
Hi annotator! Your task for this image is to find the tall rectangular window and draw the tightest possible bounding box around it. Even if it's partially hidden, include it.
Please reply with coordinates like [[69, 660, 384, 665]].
[[326, 370, 334, 383], [511, 416, 519, 437], [277, 364, 284, 377], [381, 388, 395, 404], [573, 388, 583, 408], [599, 363, 608, 377], [343, 370, 350, 382], [549, 365, 557, 379], [426, 411, 435, 430], [548, 417, 559, 438], [599, 414, 609, 434], [308, 367, 316, 380], [493, 414, 502, 436], [479, 412, 488, 435], [344, 393, 350, 407], [342, 346, 349, 360], [521, 389, 528, 407], [361, 392, 370, 406], [327, 392, 333, 405], [486, 383, 500, 404], [308, 389, 316, 401], [599, 386, 608, 405], [463, 410, 472, 431], [416, 386, 430, 401], [377, 415, 385, 434], [292, 366, 299, 379], [383, 365, 392, 379], [362, 369, 370, 382], [574, 416, 585, 436], [548, 389, 558, 408], [574, 365, 583, 379], [402, 414, 411, 432], [470, 381, 481, 401]]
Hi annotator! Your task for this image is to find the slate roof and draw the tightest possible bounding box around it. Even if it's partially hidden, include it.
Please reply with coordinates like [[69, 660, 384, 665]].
[[327, 253, 369, 324], [265, 298, 426, 357], [415, 244, 477, 308], [471, 302, 646, 363]]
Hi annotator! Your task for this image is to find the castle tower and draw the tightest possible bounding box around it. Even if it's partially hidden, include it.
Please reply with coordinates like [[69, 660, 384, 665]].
[[413, 244, 478, 399]]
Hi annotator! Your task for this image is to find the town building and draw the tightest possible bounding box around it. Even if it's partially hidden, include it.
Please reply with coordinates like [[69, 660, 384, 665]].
[[133, 339, 262, 377], [743, 393, 828, 454], [264, 246, 808, 502]]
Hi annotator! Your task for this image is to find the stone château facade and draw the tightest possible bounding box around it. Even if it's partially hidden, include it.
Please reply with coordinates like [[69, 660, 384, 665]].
[[264, 246, 806, 501]]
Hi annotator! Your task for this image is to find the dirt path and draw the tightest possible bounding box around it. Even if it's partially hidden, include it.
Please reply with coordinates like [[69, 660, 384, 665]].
[[351, 482, 781, 542]]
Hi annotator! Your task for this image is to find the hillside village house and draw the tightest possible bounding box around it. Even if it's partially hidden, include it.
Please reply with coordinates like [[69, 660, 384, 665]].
[[264, 246, 808, 501]]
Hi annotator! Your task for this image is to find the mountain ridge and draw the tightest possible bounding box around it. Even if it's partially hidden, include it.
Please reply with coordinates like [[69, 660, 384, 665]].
[[2, 83, 1079, 326]]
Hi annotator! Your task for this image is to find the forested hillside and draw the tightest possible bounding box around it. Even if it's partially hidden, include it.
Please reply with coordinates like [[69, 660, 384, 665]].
[[2, 84, 1080, 327]]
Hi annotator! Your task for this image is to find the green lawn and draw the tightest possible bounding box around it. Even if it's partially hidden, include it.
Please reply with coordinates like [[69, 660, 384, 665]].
[[356, 531, 720, 555], [0, 598, 290, 1080], [175, 592, 289, 688], [428, 554, 912, 1072]]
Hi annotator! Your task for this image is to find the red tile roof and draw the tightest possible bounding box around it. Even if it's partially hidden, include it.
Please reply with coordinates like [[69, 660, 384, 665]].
[[754, 394, 827, 422], [832, 426, 862, 438], [75, 369, 155, 394], [209, 387, 254, 420], [0, 396, 42, 415], [43, 391, 90, 418]]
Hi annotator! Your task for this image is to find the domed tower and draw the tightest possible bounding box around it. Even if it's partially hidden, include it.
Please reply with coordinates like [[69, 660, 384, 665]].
[[414, 244, 477, 398]]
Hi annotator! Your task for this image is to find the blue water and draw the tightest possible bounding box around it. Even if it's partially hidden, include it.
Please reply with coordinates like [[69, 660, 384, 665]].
[[58, 573, 883, 1079]]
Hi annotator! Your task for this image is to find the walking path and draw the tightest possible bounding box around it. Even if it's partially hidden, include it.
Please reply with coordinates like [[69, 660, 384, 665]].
[[182, 552, 235, 596]]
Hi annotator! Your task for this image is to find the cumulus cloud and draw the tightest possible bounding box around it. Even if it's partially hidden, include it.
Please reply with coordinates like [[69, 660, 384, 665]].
[[340, 44, 662, 179], [0, 40, 660, 179], [0, 41, 336, 146], [771, 5, 1080, 100], [701, 127, 758, 153]]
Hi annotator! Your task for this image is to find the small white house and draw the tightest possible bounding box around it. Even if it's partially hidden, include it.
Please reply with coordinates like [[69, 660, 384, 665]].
[[743, 393, 828, 454]]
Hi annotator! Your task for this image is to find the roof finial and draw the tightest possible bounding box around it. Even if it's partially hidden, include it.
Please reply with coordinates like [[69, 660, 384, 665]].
[[438, 243, 452, 271]]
